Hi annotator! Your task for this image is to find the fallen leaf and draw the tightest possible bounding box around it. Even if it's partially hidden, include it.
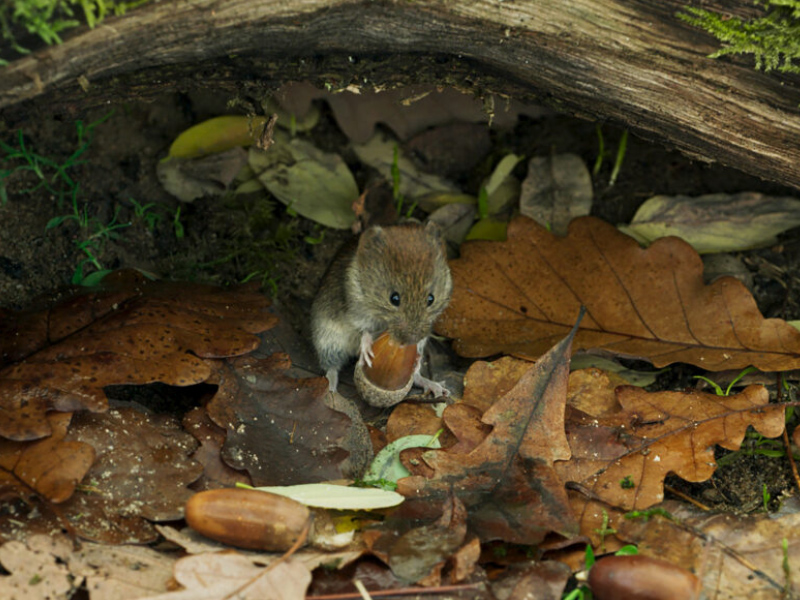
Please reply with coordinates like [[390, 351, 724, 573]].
[[0, 412, 94, 503], [397, 322, 579, 544], [352, 131, 459, 201], [0, 270, 274, 441], [519, 154, 593, 235], [56, 407, 202, 544], [0, 534, 82, 600], [139, 554, 311, 600], [249, 130, 358, 229], [158, 148, 248, 203], [274, 82, 547, 143], [183, 407, 252, 491], [436, 215, 800, 371], [617, 499, 800, 600], [556, 385, 785, 511], [206, 354, 353, 486], [490, 560, 571, 600], [404, 123, 492, 180], [165, 115, 270, 159], [619, 192, 800, 253]]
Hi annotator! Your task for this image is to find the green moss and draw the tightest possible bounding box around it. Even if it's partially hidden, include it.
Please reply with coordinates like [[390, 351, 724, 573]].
[[1, 0, 150, 65], [679, 1, 800, 73]]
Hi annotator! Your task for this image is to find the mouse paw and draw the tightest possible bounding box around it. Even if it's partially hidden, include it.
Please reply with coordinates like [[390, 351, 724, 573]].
[[358, 332, 375, 368], [413, 373, 450, 398]]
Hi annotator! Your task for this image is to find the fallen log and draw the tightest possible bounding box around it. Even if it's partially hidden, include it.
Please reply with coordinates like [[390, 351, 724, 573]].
[[2, 0, 799, 189]]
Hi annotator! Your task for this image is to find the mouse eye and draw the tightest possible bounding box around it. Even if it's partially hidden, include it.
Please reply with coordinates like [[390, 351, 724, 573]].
[[427, 293, 435, 307], [390, 291, 401, 307]]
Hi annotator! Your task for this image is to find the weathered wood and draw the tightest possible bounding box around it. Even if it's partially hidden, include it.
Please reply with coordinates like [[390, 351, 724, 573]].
[[2, 0, 799, 189]]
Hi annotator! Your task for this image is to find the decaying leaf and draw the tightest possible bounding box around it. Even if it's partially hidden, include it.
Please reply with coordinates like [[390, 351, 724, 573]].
[[56, 408, 198, 543], [0, 270, 274, 441], [617, 500, 800, 600], [619, 192, 800, 253], [0, 412, 94, 504], [436, 216, 800, 371], [397, 322, 579, 544], [0, 534, 81, 600], [139, 554, 311, 600], [183, 407, 252, 491], [249, 130, 358, 229], [557, 385, 785, 511], [158, 147, 248, 203], [519, 154, 593, 236], [206, 354, 353, 486], [352, 131, 460, 201], [273, 82, 546, 143]]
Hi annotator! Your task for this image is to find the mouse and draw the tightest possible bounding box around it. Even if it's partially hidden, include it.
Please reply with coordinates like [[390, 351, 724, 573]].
[[311, 220, 453, 396]]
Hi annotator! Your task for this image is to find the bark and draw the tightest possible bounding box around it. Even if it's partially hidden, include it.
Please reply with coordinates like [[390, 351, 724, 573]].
[[2, 0, 799, 189]]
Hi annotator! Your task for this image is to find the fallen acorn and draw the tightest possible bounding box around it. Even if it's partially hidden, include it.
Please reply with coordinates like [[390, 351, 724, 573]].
[[355, 331, 418, 407], [588, 554, 701, 600], [185, 488, 311, 551]]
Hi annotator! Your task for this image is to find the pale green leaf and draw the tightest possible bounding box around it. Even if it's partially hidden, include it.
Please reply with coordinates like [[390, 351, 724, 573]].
[[249, 131, 358, 229], [620, 192, 800, 254], [253, 483, 404, 510]]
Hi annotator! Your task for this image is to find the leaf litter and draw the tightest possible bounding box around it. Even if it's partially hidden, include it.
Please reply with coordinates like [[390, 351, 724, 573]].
[[3, 90, 800, 600]]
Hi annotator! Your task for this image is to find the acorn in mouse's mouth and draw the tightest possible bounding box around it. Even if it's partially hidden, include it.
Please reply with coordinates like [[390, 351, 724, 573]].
[[355, 331, 418, 406]]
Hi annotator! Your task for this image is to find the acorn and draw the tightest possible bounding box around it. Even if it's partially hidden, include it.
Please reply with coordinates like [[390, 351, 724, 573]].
[[588, 554, 701, 600], [185, 488, 311, 551], [354, 332, 418, 407]]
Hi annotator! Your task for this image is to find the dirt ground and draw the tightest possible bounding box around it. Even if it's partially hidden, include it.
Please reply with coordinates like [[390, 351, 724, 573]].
[[1, 87, 798, 514]]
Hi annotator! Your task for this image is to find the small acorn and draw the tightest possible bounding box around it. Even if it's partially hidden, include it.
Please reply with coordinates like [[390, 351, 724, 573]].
[[354, 332, 418, 407]]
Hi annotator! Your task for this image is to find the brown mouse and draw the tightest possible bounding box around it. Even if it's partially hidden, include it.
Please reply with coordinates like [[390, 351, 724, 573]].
[[311, 221, 452, 395]]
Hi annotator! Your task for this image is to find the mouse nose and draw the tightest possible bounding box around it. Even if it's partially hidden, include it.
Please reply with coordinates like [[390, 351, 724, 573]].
[[392, 320, 428, 346]]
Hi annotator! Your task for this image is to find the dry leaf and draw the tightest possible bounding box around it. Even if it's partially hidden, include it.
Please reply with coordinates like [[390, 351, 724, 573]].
[[397, 325, 579, 544], [617, 500, 800, 600], [619, 192, 800, 253], [139, 554, 311, 600], [55, 407, 202, 544], [437, 216, 800, 371], [556, 385, 785, 511], [0, 412, 94, 503], [183, 407, 252, 491], [0, 270, 275, 441], [207, 354, 353, 486], [0, 534, 81, 600], [520, 154, 593, 235]]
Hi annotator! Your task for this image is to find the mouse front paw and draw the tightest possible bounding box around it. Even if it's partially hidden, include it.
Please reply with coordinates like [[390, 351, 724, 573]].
[[358, 331, 375, 368]]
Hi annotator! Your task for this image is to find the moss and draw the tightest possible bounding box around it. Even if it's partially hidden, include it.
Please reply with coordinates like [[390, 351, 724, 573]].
[[1, 0, 151, 65], [679, 1, 800, 73]]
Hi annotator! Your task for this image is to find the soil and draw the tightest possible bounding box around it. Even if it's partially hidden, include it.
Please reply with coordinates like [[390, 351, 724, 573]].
[[1, 86, 799, 515]]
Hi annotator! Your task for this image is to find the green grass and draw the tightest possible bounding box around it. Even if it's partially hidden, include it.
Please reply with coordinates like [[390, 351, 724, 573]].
[[1, 0, 151, 65]]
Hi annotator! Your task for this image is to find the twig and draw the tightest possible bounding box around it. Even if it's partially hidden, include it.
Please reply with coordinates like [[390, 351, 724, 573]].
[[664, 485, 711, 511], [306, 582, 485, 600]]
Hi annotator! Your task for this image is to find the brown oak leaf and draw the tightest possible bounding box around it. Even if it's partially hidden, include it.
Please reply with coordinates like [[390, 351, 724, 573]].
[[0, 412, 94, 503], [556, 385, 785, 511], [396, 323, 579, 545], [436, 216, 800, 371], [57, 406, 203, 544], [0, 270, 275, 441]]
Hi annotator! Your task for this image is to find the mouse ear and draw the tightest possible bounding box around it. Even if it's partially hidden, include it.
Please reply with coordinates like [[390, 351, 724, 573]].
[[358, 225, 387, 252]]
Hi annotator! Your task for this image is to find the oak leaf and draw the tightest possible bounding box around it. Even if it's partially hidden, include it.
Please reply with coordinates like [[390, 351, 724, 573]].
[[556, 385, 785, 511], [396, 324, 578, 544], [0, 412, 94, 503], [436, 216, 800, 371], [56, 407, 203, 544], [0, 270, 275, 441]]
